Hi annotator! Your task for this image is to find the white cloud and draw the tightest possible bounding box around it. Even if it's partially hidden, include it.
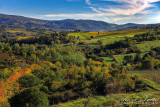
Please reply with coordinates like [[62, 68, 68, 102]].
[[85, 0, 160, 22], [43, 13, 99, 18], [151, 12, 160, 23], [90, 7, 102, 14], [112, 16, 144, 21], [41, 0, 160, 24], [42, 13, 113, 19], [102, 0, 159, 15]]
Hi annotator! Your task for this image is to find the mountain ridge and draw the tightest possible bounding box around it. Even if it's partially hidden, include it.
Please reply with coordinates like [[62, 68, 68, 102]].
[[0, 13, 158, 32]]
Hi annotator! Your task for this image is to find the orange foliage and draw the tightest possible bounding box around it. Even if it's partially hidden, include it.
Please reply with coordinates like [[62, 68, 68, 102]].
[[24, 68, 32, 74], [30, 64, 42, 70], [0, 67, 32, 103]]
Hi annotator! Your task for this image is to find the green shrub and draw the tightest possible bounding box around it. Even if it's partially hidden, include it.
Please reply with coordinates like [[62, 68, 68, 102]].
[[9, 87, 49, 107], [19, 74, 40, 88]]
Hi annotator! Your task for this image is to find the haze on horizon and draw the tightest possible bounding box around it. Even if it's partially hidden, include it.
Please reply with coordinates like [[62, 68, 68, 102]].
[[0, 0, 160, 24]]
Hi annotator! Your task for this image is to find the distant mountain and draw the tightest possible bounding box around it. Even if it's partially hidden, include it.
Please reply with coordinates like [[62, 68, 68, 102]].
[[0, 13, 159, 32], [117, 23, 160, 31]]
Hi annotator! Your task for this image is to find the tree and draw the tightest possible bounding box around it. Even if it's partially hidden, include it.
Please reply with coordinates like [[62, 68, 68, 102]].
[[124, 55, 133, 64], [152, 47, 160, 55], [141, 59, 154, 69], [4, 43, 12, 52], [142, 54, 151, 60], [13, 43, 20, 54], [9, 87, 49, 107], [28, 44, 36, 55], [21, 47, 27, 57], [134, 53, 141, 62], [31, 54, 39, 63], [149, 50, 156, 57], [50, 81, 62, 91], [19, 74, 40, 88], [0, 42, 3, 50]]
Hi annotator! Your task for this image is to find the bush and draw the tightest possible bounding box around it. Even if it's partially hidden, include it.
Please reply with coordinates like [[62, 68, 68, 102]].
[[141, 59, 154, 69], [9, 87, 49, 107]]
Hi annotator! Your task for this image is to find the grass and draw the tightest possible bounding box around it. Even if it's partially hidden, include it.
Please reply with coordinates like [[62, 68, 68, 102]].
[[142, 78, 160, 90], [94, 29, 147, 39], [79, 32, 98, 39], [114, 53, 137, 64], [67, 29, 149, 49], [101, 57, 115, 64], [102, 38, 125, 45], [70, 30, 148, 46], [67, 33, 86, 40], [114, 52, 147, 64], [128, 71, 160, 90], [137, 40, 160, 52], [53, 91, 160, 107], [128, 70, 160, 88]]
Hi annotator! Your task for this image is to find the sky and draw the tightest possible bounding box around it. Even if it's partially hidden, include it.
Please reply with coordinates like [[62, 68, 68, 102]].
[[0, 0, 160, 24]]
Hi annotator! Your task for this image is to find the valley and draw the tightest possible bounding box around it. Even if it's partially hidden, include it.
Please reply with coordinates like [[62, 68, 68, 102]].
[[0, 14, 160, 107]]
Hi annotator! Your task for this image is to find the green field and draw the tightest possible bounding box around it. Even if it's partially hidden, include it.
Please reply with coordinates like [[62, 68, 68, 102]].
[[101, 57, 114, 64], [68, 33, 86, 40], [68, 30, 148, 46], [102, 53, 146, 65], [102, 38, 125, 45], [114, 53, 147, 64], [79, 32, 98, 39], [137, 40, 160, 52]]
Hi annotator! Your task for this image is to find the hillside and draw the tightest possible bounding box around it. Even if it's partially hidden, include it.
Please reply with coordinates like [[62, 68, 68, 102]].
[[0, 14, 145, 32], [1, 14, 160, 107], [1, 26, 160, 106]]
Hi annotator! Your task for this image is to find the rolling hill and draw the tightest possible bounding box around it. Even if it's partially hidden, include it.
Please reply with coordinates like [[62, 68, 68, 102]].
[[0, 13, 159, 32]]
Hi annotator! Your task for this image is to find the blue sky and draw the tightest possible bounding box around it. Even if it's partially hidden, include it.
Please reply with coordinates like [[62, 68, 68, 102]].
[[0, 0, 160, 24]]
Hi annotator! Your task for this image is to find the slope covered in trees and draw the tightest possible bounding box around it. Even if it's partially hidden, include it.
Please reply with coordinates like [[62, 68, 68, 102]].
[[1, 27, 160, 106]]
